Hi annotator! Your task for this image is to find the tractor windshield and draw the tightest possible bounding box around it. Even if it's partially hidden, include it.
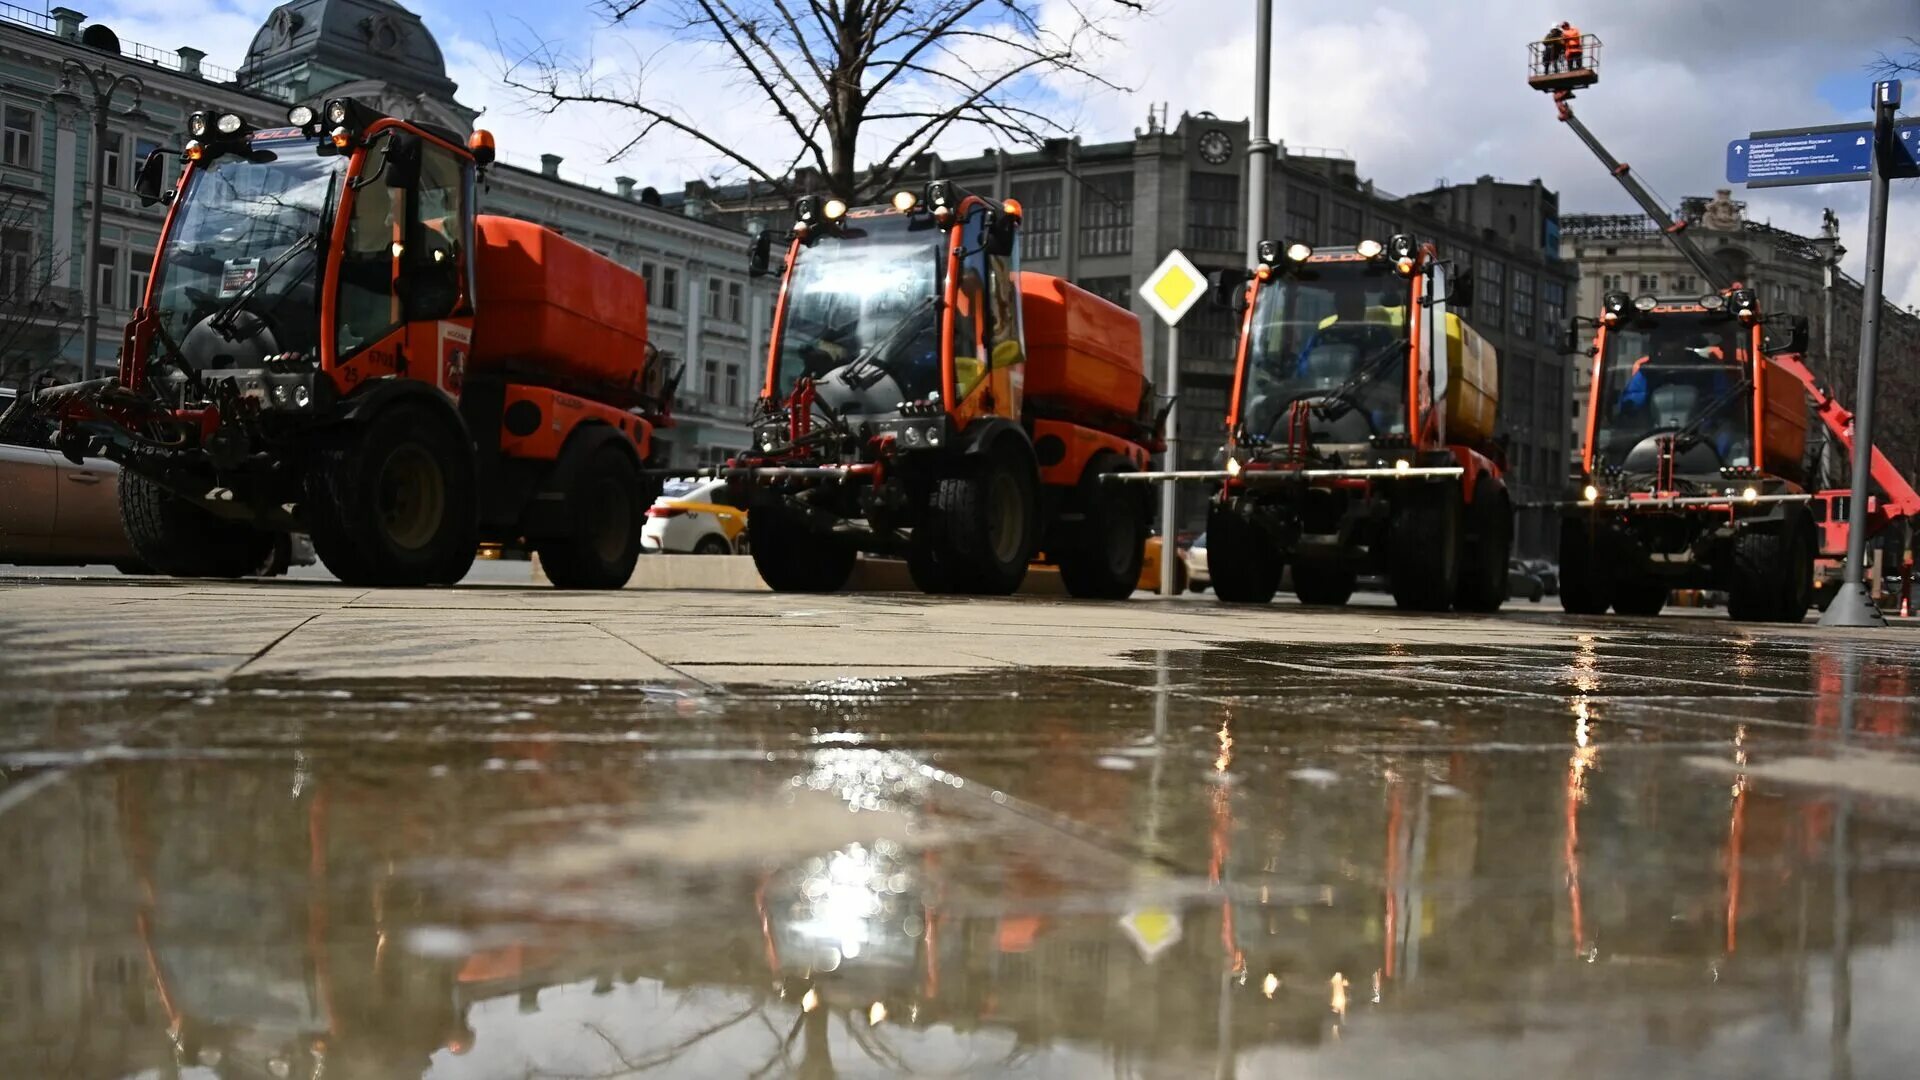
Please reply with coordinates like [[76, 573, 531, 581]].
[[1592, 312, 1754, 473], [150, 138, 340, 369], [771, 212, 947, 418], [1236, 260, 1411, 445]]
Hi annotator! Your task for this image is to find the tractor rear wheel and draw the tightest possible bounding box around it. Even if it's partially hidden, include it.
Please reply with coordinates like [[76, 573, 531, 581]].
[[1056, 456, 1147, 600], [1452, 481, 1512, 614], [1388, 483, 1462, 612], [923, 442, 1038, 596], [119, 472, 276, 579], [1558, 517, 1613, 615], [748, 500, 856, 593], [304, 403, 477, 587], [1291, 558, 1356, 606], [1611, 577, 1669, 617], [538, 445, 649, 589], [1206, 503, 1279, 605]]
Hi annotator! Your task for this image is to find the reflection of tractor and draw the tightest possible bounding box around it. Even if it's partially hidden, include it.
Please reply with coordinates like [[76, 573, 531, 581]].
[[39, 100, 671, 587], [730, 185, 1159, 597], [1122, 236, 1509, 612], [1533, 36, 1920, 621]]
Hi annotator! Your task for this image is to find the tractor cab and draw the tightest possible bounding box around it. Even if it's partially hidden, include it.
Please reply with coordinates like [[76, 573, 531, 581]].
[[120, 100, 490, 413], [1217, 236, 1463, 467], [747, 183, 1024, 463]]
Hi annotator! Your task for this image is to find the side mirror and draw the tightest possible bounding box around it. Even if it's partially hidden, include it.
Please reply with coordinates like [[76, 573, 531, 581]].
[[1561, 318, 1585, 355], [1769, 314, 1810, 355], [1447, 270, 1476, 309], [985, 211, 1018, 257], [1207, 269, 1249, 312], [134, 149, 168, 207], [747, 230, 775, 278], [384, 131, 422, 190]]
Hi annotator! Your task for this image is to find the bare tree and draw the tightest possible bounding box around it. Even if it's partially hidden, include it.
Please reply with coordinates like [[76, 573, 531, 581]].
[[1869, 36, 1919, 79], [500, 0, 1146, 203], [0, 188, 78, 390]]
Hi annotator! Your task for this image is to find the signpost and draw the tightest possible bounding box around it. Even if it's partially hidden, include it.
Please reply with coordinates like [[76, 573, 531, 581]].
[[1724, 118, 1920, 187], [1140, 250, 1207, 596], [1728, 82, 1906, 627]]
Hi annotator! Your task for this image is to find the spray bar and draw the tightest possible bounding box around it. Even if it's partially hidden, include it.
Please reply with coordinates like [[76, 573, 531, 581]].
[[642, 464, 880, 481], [1106, 466, 1465, 484], [1546, 492, 1817, 511]]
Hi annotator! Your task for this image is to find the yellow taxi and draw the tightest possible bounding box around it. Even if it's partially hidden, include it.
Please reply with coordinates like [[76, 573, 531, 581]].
[[641, 478, 749, 555]]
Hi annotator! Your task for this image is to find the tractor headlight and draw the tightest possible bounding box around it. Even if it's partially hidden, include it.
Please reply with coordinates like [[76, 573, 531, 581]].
[[1386, 234, 1415, 260], [1356, 239, 1384, 259], [187, 111, 209, 138], [216, 113, 245, 135], [1582, 483, 1600, 502], [292, 384, 311, 408], [287, 104, 315, 127], [1285, 242, 1313, 262]]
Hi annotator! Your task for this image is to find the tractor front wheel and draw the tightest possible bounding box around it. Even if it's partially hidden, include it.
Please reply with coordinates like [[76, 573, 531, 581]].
[[748, 501, 857, 593], [119, 472, 276, 579], [1206, 503, 1279, 605], [1056, 456, 1148, 600], [304, 403, 477, 587], [538, 445, 649, 589]]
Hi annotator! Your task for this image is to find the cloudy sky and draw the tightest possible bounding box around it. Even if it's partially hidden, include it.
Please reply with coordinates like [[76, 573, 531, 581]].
[[80, 0, 1918, 306]]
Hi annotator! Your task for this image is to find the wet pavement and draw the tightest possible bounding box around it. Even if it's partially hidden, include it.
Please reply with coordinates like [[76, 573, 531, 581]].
[[3, 578, 1920, 1078]]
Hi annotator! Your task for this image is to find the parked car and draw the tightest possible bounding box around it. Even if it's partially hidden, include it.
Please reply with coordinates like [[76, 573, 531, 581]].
[[1507, 559, 1545, 603], [1, 388, 312, 575], [1, 387, 143, 570], [1185, 531, 1210, 592], [641, 478, 748, 554], [1522, 558, 1559, 596]]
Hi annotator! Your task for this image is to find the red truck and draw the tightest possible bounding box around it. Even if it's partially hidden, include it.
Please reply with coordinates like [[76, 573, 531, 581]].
[[37, 99, 671, 587]]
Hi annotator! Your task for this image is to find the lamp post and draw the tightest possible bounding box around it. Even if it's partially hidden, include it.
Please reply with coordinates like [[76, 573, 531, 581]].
[[1814, 209, 1844, 372], [50, 59, 148, 382]]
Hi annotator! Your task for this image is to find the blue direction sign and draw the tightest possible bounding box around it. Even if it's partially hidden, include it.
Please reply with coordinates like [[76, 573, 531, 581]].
[[1727, 119, 1920, 188]]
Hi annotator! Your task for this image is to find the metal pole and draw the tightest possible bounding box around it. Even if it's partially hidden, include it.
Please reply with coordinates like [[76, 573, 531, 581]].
[[1245, 0, 1274, 266], [1820, 81, 1899, 629], [1160, 326, 1180, 595], [80, 104, 106, 381]]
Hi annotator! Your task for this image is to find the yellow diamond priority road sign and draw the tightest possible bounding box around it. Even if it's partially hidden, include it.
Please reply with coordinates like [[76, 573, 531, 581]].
[[1141, 249, 1206, 327]]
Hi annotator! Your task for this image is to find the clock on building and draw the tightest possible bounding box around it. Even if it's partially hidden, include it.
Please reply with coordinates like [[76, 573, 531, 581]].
[[1198, 129, 1233, 165]]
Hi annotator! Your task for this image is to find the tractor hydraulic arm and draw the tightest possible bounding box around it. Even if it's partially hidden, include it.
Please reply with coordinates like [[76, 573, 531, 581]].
[[1769, 350, 1920, 522]]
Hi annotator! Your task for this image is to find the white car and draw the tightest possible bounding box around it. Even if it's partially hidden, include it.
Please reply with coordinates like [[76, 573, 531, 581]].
[[641, 478, 749, 555]]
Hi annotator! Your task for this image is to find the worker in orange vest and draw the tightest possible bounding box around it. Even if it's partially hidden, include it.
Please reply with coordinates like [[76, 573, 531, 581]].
[[1562, 22, 1584, 69]]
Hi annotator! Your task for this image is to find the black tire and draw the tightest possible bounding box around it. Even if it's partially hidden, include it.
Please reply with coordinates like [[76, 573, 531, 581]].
[[1727, 526, 1784, 622], [1206, 502, 1279, 605], [1452, 481, 1511, 613], [1056, 457, 1148, 600], [906, 526, 963, 593], [1777, 511, 1815, 623], [923, 442, 1039, 596], [119, 472, 275, 579], [1388, 484, 1462, 612], [1559, 516, 1613, 615], [748, 500, 856, 593], [1612, 578, 1668, 617], [1291, 558, 1356, 606], [304, 403, 477, 587], [692, 534, 732, 556], [538, 446, 647, 589]]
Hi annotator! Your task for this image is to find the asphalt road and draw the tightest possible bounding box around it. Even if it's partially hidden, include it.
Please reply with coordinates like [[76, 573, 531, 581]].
[[2, 575, 1917, 1078]]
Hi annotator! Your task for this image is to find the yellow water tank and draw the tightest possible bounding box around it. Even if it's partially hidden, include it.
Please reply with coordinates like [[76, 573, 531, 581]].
[[1443, 313, 1499, 448]]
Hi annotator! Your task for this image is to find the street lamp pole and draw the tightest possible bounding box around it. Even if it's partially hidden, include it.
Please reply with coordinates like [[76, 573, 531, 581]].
[[52, 60, 146, 382]]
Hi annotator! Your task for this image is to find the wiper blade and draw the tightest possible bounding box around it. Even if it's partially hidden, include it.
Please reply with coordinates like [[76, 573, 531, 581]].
[[1668, 375, 1753, 450], [208, 233, 317, 340], [1312, 339, 1407, 419], [840, 296, 935, 390]]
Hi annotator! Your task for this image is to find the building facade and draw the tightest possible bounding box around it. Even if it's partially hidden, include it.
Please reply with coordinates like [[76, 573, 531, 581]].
[[0, 2, 754, 467], [1560, 191, 1920, 487]]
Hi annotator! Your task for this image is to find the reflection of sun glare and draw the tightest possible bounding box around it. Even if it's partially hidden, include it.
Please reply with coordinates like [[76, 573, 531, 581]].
[[1329, 972, 1349, 1019], [1263, 973, 1280, 998]]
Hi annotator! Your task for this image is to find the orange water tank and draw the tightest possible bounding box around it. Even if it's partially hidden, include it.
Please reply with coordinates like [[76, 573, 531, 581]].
[[1759, 355, 1810, 483], [1019, 274, 1149, 434], [469, 216, 658, 411]]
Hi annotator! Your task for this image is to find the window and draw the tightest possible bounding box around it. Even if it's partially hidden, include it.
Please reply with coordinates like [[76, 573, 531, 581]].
[[1541, 280, 1567, 343], [1076, 276, 1131, 308], [127, 248, 152, 308], [1078, 172, 1133, 256], [405, 145, 469, 320], [1285, 187, 1319, 243], [1010, 178, 1062, 260], [659, 265, 681, 310], [1510, 268, 1535, 339], [338, 139, 402, 351], [4, 106, 35, 168], [1637, 273, 1657, 292], [1602, 273, 1621, 291], [1330, 203, 1363, 244], [705, 276, 724, 319], [1672, 273, 1698, 294], [641, 260, 657, 305], [725, 363, 741, 407], [1186, 172, 1238, 252], [0, 226, 31, 299], [92, 246, 119, 309], [704, 361, 718, 402], [1474, 256, 1504, 329], [99, 130, 125, 190], [1373, 217, 1401, 241], [727, 281, 743, 323]]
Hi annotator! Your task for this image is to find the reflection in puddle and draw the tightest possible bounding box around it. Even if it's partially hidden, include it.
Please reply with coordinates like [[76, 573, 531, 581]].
[[2, 636, 1919, 1077]]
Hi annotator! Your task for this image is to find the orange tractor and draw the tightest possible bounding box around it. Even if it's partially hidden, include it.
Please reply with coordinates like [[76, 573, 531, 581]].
[[1127, 236, 1510, 611], [34, 100, 671, 588], [727, 184, 1158, 597], [1533, 33, 1920, 620]]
